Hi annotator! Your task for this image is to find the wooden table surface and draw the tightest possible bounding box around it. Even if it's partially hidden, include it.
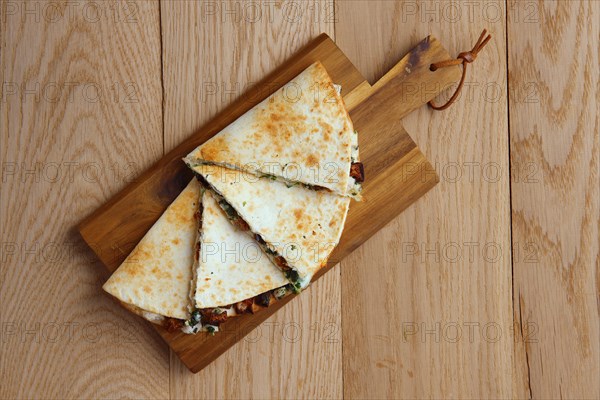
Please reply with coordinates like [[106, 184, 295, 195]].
[[1, 1, 598, 399]]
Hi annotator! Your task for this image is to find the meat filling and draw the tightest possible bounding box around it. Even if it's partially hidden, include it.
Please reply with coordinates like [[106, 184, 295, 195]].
[[200, 308, 229, 326], [187, 285, 290, 331], [234, 299, 254, 314], [350, 162, 364, 183], [165, 318, 183, 333], [256, 292, 273, 307]]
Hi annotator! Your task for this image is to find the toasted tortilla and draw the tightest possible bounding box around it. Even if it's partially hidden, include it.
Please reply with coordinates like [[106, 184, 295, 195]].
[[102, 179, 201, 322], [184, 61, 361, 199], [192, 190, 289, 309], [191, 164, 350, 289]]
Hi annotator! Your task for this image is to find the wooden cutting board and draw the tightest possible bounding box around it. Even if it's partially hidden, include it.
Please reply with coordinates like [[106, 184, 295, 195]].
[[79, 33, 460, 373]]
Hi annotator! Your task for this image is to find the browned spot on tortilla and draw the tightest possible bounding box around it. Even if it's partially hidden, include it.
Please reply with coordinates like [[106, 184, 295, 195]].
[[159, 244, 171, 257], [123, 247, 152, 277], [305, 153, 318, 167], [136, 260, 174, 281], [201, 136, 229, 161], [251, 95, 313, 156], [293, 208, 304, 221], [318, 119, 334, 142], [131, 246, 152, 261], [143, 286, 152, 294], [171, 238, 180, 245], [166, 200, 193, 225], [205, 206, 216, 216]]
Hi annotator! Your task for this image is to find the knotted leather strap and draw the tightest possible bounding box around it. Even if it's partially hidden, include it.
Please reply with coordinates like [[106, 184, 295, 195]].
[[428, 29, 492, 111]]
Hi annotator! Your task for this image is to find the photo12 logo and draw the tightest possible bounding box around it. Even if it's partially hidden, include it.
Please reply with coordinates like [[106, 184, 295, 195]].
[[1, 81, 139, 104], [199, 79, 340, 106], [150, 240, 338, 265], [219, 320, 340, 344], [400, 1, 539, 24], [1, 320, 140, 344], [197, 1, 337, 24], [401, 241, 503, 264], [1, 161, 139, 185], [1, 1, 139, 24], [194, 161, 341, 185], [399, 241, 539, 264], [401, 321, 538, 344]]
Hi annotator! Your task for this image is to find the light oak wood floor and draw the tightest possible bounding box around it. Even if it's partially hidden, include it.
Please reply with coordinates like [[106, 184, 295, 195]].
[[1, 1, 598, 399]]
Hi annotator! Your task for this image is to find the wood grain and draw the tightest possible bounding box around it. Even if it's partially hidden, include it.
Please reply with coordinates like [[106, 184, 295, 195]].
[[159, 1, 342, 397], [508, 1, 600, 398], [4, 1, 596, 398], [336, 1, 515, 398], [0, 1, 168, 398]]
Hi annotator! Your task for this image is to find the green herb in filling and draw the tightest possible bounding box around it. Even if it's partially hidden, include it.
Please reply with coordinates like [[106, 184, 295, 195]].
[[213, 307, 225, 315], [301, 183, 324, 191], [285, 270, 303, 294], [187, 309, 201, 326], [260, 173, 277, 181], [219, 200, 238, 220]]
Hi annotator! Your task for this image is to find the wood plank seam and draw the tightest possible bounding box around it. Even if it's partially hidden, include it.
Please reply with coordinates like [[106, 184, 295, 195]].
[[503, 6, 532, 397]]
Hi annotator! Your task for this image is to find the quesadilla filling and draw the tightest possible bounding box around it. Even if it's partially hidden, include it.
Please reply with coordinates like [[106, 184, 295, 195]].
[[120, 302, 167, 325], [183, 285, 290, 334], [186, 154, 363, 200], [347, 130, 363, 198], [119, 302, 190, 333]]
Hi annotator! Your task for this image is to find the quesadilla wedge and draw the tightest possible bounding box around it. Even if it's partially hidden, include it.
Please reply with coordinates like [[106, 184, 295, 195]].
[[102, 179, 201, 329], [190, 164, 351, 292], [184, 188, 290, 334], [184, 61, 364, 199]]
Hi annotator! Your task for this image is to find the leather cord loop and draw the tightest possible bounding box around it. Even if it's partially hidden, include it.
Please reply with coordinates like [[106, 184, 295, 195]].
[[428, 29, 492, 111]]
